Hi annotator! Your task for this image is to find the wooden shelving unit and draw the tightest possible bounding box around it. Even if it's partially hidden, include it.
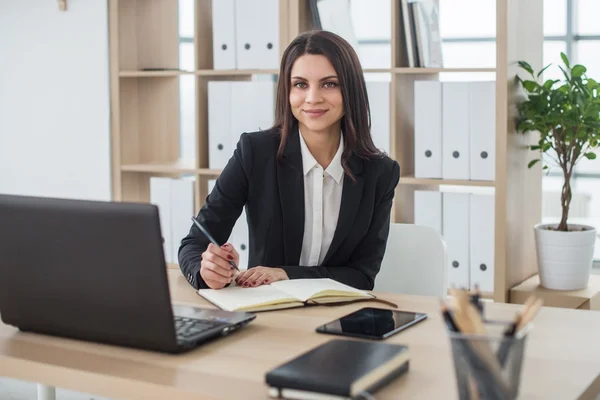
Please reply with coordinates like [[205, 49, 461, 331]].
[[108, 0, 543, 302]]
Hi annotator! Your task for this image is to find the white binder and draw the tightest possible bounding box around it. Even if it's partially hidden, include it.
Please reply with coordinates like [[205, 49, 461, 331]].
[[442, 82, 470, 180], [257, 0, 280, 70], [234, 0, 261, 69], [232, 81, 276, 142], [249, 81, 276, 132], [469, 81, 496, 181], [208, 180, 249, 270], [150, 177, 173, 264], [414, 190, 442, 235], [442, 192, 470, 290], [170, 177, 196, 264], [212, 0, 237, 69], [469, 193, 495, 293], [414, 81, 442, 178], [208, 81, 233, 170], [229, 209, 250, 270], [230, 82, 255, 143], [366, 81, 391, 155]]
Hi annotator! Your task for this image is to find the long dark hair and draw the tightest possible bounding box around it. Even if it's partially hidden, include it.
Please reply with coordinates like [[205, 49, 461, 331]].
[[273, 30, 385, 178]]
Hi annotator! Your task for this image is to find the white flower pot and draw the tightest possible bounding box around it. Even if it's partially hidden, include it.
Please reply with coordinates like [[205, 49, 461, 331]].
[[534, 223, 597, 291]]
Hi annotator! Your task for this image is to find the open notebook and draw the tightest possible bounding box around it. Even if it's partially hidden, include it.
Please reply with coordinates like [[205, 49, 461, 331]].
[[197, 278, 383, 312]]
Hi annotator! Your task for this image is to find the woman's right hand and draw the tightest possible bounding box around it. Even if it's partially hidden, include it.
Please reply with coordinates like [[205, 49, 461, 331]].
[[200, 243, 239, 289]]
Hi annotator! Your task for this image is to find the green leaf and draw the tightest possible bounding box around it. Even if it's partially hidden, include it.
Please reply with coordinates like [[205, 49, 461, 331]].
[[560, 52, 571, 68], [558, 65, 571, 82], [528, 159, 541, 168], [537, 63, 552, 78], [571, 65, 587, 77], [584, 152, 597, 160], [518, 61, 534, 76], [522, 80, 539, 92], [542, 142, 552, 151], [530, 145, 541, 150], [544, 79, 558, 89]]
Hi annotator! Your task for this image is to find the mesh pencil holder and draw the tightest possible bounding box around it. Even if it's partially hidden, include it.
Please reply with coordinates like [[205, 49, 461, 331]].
[[447, 320, 532, 400]]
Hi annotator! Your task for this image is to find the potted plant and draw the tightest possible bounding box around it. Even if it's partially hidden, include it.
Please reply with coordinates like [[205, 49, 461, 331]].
[[516, 53, 600, 290]]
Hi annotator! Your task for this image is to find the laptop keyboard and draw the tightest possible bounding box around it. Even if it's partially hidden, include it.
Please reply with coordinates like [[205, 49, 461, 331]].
[[174, 316, 225, 341]]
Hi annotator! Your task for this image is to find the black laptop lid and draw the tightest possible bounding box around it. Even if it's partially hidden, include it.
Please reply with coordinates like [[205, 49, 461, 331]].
[[0, 194, 179, 352]]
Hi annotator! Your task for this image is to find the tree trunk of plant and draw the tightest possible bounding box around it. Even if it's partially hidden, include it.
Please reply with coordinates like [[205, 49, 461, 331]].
[[558, 168, 572, 231]]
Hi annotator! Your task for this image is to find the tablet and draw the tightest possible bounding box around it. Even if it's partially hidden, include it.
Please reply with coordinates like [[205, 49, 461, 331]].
[[315, 307, 428, 340]]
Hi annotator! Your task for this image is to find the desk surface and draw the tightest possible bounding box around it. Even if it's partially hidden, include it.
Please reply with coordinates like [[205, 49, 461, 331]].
[[1, 270, 599, 400]]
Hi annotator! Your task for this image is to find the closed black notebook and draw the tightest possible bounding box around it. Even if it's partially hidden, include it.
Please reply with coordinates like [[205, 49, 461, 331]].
[[266, 339, 410, 400]]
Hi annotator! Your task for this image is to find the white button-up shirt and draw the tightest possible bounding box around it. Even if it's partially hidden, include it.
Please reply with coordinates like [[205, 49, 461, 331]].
[[298, 130, 345, 266]]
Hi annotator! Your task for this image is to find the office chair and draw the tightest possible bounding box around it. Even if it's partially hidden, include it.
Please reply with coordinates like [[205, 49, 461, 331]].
[[374, 223, 448, 297]]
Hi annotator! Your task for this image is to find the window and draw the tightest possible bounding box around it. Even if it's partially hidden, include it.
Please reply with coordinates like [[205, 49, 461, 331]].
[[541, 0, 600, 262]]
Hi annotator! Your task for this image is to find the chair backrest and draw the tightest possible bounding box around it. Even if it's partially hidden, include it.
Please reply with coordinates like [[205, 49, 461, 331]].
[[374, 223, 448, 297]]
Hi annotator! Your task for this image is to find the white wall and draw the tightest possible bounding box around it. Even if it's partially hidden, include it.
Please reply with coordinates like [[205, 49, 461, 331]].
[[0, 0, 111, 201]]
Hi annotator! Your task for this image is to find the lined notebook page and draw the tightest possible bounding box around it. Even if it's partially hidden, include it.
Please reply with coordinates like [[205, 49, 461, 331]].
[[198, 285, 299, 311], [271, 279, 370, 302]]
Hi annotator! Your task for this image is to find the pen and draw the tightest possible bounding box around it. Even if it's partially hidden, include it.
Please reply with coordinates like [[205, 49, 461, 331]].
[[190, 217, 239, 271]]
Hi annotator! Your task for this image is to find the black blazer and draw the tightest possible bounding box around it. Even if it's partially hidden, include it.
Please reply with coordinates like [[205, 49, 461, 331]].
[[178, 127, 400, 290]]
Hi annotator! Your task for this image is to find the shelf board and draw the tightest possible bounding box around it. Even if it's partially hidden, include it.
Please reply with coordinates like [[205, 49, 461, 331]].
[[198, 168, 223, 176], [399, 176, 495, 187], [196, 69, 279, 76], [119, 70, 194, 77], [121, 161, 200, 174], [120, 163, 224, 176], [363, 68, 394, 73], [394, 67, 496, 74]]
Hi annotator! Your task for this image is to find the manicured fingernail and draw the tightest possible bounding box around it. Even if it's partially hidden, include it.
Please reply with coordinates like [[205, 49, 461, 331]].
[[227, 255, 234, 260], [243, 282, 250, 287], [264, 280, 269, 284]]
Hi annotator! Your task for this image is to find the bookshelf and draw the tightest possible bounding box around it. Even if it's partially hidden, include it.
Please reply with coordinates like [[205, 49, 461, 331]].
[[108, 0, 543, 303]]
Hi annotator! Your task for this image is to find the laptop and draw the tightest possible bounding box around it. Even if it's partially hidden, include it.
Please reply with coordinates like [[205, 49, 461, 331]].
[[0, 194, 256, 354]]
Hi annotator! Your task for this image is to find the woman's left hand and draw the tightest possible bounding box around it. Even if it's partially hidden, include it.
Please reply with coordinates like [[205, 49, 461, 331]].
[[235, 266, 288, 287]]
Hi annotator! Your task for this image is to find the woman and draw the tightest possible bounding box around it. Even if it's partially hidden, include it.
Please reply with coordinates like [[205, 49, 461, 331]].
[[178, 30, 400, 291]]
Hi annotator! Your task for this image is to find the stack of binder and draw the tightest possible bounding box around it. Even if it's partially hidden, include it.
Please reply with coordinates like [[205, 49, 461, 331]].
[[414, 80, 496, 181], [211, 0, 280, 70], [150, 176, 196, 265], [207, 180, 250, 271], [208, 81, 276, 170], [414, 190, 495, 292]]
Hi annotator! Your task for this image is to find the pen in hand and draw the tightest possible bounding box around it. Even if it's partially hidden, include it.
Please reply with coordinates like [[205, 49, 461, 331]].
[[190, 217, 239, 271]]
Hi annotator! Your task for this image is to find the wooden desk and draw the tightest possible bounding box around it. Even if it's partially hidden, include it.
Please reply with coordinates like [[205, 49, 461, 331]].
[[1, 270, 599, 400]]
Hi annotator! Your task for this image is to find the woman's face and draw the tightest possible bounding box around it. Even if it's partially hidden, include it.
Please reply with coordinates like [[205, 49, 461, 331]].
[[289, 54, 344, 135]]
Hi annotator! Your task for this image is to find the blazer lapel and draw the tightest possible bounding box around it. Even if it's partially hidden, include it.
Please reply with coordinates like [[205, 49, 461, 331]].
[[277, 128, 305, 265], [321, 154, 364, 265]]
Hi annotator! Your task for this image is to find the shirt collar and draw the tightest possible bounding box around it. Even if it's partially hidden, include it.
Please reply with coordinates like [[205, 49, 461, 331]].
[[298, 129, 345, 184]]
